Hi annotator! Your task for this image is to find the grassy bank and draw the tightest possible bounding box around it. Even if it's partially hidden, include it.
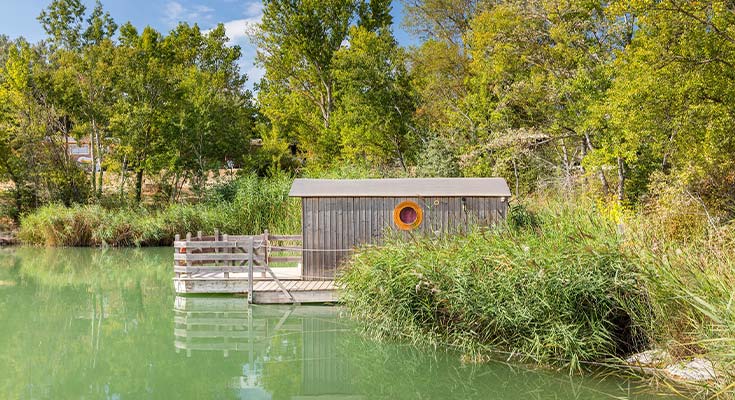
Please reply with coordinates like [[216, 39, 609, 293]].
[[339, 198, 734, 396], [17, 174, 301, 246], [340, 202, 649, 369]]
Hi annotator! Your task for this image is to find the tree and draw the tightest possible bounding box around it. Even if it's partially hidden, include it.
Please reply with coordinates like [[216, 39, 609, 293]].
[[255, 0, 398, 165], [110, 24, 178, 202], [333, 26, 417, 169], [0, 39, 89, 216], [589, 0, 735, 204], [165, 23, 256, 198], [37, 0, 86, 50]]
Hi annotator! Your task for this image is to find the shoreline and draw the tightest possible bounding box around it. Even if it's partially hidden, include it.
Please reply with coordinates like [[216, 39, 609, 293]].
[[0, 231, 17, 246]]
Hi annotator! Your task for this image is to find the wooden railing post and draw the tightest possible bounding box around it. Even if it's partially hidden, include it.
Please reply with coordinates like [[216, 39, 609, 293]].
[[174, 234, 180, 279], [247, 236, 254, 304], [213, 229, 219, 268], [223, 233, 229, 279], [185, 232, 192, 275], [263, 229, 270, 278]]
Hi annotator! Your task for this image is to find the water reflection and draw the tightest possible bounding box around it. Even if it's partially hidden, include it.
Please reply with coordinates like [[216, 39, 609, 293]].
[[0, 247, 679, 400], [174, 297, 353, 400], [172, 297, 674, 400]]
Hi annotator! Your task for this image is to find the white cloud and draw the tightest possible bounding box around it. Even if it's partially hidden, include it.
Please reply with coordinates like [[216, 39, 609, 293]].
[[244, 2, 263, 18], [218, 17, 261, 44], [164, 1, 185, 22], [245, 65, 265, 85], [163, 1, 216, 27]]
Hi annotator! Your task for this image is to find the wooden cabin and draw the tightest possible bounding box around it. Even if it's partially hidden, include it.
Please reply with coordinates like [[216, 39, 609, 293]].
[[289, 178, 512, 280]]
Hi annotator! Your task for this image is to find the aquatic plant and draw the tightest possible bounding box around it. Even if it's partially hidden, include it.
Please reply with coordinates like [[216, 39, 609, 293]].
[[339, 202, 650, 370], [17, 174, 301, 246]]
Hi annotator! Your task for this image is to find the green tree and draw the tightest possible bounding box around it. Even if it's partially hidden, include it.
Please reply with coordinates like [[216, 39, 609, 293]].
[[0, 40, 89, 216], [589, 0, 735, 204], [255, 0, 399, 166], [51, 1, 118, 196], [110, 24, 178, 202], [165, 23, 256, 198], [333, 26, 417, 169]]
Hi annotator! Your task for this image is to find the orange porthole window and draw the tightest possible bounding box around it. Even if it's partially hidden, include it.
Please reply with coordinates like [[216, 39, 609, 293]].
[[393, 200, 423, 231]]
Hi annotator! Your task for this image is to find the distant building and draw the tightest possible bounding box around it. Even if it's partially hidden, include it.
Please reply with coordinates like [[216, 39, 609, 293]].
[[66, 136, 92, 164]]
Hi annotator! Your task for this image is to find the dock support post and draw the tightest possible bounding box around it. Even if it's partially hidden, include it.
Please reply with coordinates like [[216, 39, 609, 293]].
[[247, 236, 254, 304], [263, 229, 269, 278], [223, 233, 229, 279], [174, 234, 180, 280]]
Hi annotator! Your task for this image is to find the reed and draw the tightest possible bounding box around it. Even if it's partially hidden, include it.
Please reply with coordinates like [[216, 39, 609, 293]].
[[17, 174, 301, 246], [340, 195, 735, 396], [339, 201, 650, 370]]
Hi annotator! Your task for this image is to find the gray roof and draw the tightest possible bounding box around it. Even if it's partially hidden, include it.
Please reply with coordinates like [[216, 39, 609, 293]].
[[289, 178, 511, 197]]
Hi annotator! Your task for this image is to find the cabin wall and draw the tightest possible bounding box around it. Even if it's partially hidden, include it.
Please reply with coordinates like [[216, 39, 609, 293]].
[[301, 196, 507, 280]]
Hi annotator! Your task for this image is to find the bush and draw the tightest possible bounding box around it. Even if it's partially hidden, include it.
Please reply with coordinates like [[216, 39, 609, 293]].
[[628, 228, 735, 395], [17, 174, 302, 246], [339, 202, 649, 369]]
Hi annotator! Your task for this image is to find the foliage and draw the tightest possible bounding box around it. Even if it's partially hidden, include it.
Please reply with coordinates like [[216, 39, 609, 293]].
[[340, 202, 650, 369], [0, 0, 257, 217], [255, 0, 414, 169], [18, 174, 301, 246], [626, 225, 735, 396]]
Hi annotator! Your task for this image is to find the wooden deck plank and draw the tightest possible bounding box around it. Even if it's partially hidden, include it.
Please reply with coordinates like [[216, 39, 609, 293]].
[[174, 276, 338, 303]]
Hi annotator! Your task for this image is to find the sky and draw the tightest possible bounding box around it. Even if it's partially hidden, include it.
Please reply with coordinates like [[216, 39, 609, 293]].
[[0, 0, 418, 89]]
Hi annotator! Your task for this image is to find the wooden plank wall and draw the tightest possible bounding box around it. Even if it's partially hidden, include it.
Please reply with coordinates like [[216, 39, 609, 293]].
[[302, 196, 508, 280]]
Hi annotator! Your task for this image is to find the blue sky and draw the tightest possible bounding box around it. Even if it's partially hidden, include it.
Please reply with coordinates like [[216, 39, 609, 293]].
[[0, 0, 417, 87]]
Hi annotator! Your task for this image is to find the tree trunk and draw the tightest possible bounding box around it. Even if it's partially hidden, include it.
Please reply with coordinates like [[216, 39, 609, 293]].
[[170, 172, 179, 202], [560, 138, 572, 189], [584, 132, 610, 197], [90, 120, 97, 194], [616, 157, 626, 202], [135, 169, 144, 203], [95, 125, 104, 196], [119, 155, 127, 201], [511, 157, 520, 197]]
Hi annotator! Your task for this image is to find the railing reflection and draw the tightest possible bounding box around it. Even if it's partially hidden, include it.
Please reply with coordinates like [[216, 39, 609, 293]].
[[173, 296, 356, 399]]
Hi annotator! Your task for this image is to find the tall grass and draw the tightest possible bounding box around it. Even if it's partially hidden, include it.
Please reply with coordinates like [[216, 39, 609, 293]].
[[628, 223, 735, 396], [340, 194, 735, 396], [339, 202, 650, 370], [17, 174, 301, 246]]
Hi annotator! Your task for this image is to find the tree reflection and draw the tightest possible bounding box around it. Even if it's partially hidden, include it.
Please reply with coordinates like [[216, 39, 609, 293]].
[[0, 248, 677, 400]]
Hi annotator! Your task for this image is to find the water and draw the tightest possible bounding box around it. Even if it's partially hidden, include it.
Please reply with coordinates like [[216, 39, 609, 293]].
[[0, 247, 678, 400]]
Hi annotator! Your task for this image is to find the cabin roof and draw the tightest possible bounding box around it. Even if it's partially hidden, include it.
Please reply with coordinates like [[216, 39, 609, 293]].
[[289, 178, 512, 197]]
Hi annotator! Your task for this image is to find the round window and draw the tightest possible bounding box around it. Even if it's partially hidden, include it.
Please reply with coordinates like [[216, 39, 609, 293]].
[[393, 201, 423, 231]]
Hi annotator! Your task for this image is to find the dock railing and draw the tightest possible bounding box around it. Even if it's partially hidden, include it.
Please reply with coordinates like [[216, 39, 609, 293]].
[[174, 230, 303, 303]]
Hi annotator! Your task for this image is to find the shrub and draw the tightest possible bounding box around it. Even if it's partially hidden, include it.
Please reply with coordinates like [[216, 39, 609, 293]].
[[19, 204, 104, 246], [340, 203, 649, 369], [17, 174, 302, 246]]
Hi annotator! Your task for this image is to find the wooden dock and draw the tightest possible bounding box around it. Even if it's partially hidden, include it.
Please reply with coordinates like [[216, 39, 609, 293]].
[[173, 231, 339, 304], [0, 231, 17, 246]]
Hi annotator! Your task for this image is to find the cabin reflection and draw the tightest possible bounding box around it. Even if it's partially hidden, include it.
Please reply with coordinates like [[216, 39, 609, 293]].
[[173, 297, 358, 400]]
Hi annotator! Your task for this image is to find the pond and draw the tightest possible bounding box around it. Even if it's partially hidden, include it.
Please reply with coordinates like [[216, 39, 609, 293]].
[[0, 247, 679, 400]]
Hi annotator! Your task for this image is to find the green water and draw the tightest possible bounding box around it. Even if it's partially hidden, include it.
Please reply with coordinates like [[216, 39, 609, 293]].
[[0, 247, 678, 400]]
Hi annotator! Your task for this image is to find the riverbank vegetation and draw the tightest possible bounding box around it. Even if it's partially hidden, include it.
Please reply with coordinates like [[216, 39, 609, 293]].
[[341, 195, 735, 396], [2, 0, 734, 225], [341, 200, 648, 366], [17, 174, 300, 246]]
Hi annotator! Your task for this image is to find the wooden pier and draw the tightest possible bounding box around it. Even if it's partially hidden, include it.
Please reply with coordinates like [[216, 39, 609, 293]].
[[173, 231, 339, 304]]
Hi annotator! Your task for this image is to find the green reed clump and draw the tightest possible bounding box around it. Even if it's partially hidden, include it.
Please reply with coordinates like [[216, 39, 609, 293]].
[[210, 172, 301, 235], [339, 202, 649, 369], [628, 225, 735, 396], [18, 204, 106, 246], [18, 174, 301, 246]]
